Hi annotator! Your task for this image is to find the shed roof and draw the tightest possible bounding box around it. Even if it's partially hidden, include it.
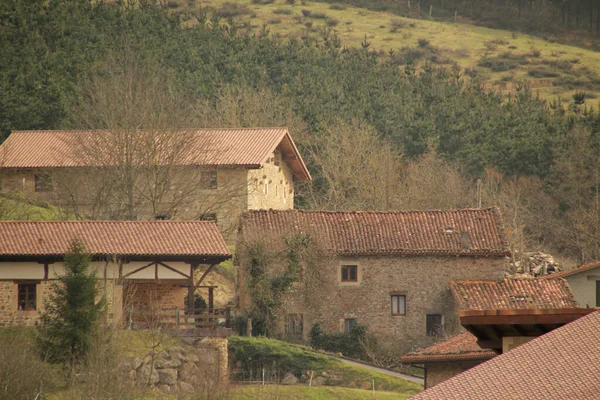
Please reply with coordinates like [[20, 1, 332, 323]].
[[240, 208, 510, 257], [0, 221, 231, 259], [400, 332, 496, 364], [410, 310, 600, 400], [0, 128, 311, 181], [450, 278, 578, 311]]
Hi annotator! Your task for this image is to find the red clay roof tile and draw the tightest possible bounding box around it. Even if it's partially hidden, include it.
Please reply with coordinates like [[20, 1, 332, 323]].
[[400, 332, 496, 364], [450, 278, 578, 311], [0, 128, 311, 181], [410, 310, 600, 400], [0, 221, 231, 258], [240, 208, 510, 256]]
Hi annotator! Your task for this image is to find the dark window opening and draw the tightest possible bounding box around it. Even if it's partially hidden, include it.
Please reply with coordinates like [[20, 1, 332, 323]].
[[35, 174, 53, 192], [341, 265, 357, 282], [285, 314, 304, 335], [426, 314, 443, 336], [200, 171, 217, 189], [344, 318, 357, 334], [274, 152, 281, 167], [391, 295, 406, 316], [596, 280, 600, 307], [18, 283, 37, 311], [199, 213, 217, 222], [155, 215, 170, 220]]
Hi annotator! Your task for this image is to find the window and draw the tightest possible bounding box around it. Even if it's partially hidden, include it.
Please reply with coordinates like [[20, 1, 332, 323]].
[[344, 318, 357, 334], [391, 295, 406, 316], [285, 314, 303, 335], [18, 283, 36, 310], [34, 174, 53, 192], [199, 213, 217, 222], [426, 314, 443, 336], [341, 265, 358, 282], [596, 281, 600, 307], [200, 171, 217, 189]]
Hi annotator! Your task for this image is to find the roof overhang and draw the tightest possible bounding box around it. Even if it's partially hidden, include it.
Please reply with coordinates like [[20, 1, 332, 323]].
[[460, 308, 595, 353], [269, 130, 311, 182], [0, 254, 231, 264]]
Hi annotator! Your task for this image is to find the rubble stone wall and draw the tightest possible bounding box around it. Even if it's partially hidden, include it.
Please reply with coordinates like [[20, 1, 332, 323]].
[[247, 150, 295, 211], [425, 361, 482, 388], [0, 280, 53, 326], [244, 254, 506, 352]]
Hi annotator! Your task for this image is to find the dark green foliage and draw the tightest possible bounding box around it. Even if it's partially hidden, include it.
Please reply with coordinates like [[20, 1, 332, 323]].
[[528, 67, 560, 78], [217, 2, 250, 18], [478, 52, 529, 72], [309, 323, 374, 359], [273, 8, 293, 15], [37, 238, 104, 365], [229, 336, 331, 380], [184, 292, 207, 313]]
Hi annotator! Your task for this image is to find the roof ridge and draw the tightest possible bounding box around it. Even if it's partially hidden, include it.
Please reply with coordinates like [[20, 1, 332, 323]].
[[246, 207, 500, 215], [11, 127, 289, 133]]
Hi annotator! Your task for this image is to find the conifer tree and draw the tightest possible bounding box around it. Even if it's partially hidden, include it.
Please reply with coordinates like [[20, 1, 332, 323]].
[[37, 238, 105, 367]]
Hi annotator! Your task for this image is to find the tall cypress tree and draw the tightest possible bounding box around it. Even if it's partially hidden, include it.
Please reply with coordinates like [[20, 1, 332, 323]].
[[37, 238, 105, 367]]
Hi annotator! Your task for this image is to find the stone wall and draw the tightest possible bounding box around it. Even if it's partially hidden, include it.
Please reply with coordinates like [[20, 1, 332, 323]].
[[241, 254, 506, 352], [123, 337, 228, 395], [124, 282, 185, 310], [0, 280, 53, 326], [247, 149, 295, 211], [425, 361, 482, 388], [565, 265, 599, 307]]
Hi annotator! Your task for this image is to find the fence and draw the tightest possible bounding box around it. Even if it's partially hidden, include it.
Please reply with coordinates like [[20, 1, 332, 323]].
[[125, 306, 231, 332]]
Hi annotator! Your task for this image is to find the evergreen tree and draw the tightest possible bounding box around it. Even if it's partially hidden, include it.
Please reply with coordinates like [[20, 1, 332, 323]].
[[37, 238, 105, 367]]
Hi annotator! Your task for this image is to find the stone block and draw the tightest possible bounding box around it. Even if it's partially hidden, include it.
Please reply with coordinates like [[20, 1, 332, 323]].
[[158, 369, 178, 385], [281, 372, 298, 385]]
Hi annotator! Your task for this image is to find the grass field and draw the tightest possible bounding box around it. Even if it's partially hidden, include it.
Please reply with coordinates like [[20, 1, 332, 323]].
[[180, 0, 600, 109], [230, 384, 414, 399]]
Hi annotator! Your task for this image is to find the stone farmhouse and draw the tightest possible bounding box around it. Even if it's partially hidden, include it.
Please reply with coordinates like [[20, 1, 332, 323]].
[[402, 278, 579, 388], [543, 260, 600, 308], [0, 128, 311, 238], [411, 310, 600, 400], [237, 208, 510, 350], [0, 220, 231, 330]]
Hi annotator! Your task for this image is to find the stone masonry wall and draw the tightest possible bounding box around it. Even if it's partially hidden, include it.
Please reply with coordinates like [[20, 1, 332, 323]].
[[124, 282, 185, 310], [425, 361, 482, 388], [263, 255, 506, 352], [247, 149, 295, 211], [0, 280, 53, 327]]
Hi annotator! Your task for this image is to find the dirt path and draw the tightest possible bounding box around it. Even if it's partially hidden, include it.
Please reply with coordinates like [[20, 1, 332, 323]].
[[338, 358, 424, 385]]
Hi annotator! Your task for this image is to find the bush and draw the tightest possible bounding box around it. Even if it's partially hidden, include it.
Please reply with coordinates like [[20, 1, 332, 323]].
[[329, 4, 347, 10], [252, 0, 275, 4], [311, 11, 329, 19], [417, 38, 430, 48], [301, 9, 311, 17], [269, 17, 282, 24], [285, 0, 296, 4], [217, 2, 250, 18], [389, 18, 406, 32], [309, 323, 374, 359], [393, 46, 426, 65], [0, 328, 59, 400], [327, 17, 339, 27], [166, 0, 180, 8], [478, 52, 528, 72], [273, 8, 292, 15], [527, 67, 560, 78]]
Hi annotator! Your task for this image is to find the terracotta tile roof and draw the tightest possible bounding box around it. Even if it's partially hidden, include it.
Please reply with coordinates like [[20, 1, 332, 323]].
[[400, 332, 496, 364], [0, 128, 311, 181], [240, 208, 510, 256], [450, 278, 578, 311], [0, 221, 231, 258], [410, 310, 600, 400], [542, 260, 600, 280]]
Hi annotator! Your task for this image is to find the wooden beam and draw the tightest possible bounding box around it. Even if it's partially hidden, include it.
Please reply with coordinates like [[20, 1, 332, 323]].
[[512, 324, 528, 336], [157, 261, 191, 279], [122, 261, 156, 279], [43, 264, 48, 281], [194, 264, 216, 289]]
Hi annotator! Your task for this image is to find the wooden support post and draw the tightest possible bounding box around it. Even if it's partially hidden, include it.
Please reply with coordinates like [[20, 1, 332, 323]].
[[187, 284, 195, 315], [176, 307, 180, 330], [247, 318, 253, 337], [208, 287, 214, 312], [429, 5, 432, 16], [225, 307, 231, 328]]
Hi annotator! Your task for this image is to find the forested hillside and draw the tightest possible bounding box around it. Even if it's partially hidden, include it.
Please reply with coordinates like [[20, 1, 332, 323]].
[[2, 0, 600, 265]]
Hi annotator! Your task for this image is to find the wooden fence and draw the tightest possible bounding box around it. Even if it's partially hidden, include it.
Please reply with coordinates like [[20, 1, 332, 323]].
[[125, 307, 231, 332]]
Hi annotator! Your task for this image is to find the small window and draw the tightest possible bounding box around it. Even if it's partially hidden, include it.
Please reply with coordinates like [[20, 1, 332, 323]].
[[391, 295, 406, 316], [344, 318, 357, 334], [341, 265, 357, 282], [426, 314, 443, 336], [18, 283, 37, 311], [264, 181, 269, 196], [35, 174, 53, 192], [285, 313, 303, 335], [199, 213, 217, 222], [200, 171, 217, 189]]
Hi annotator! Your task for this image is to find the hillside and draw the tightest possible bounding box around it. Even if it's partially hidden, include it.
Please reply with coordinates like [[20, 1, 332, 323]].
[[188, 0, 600, 109]]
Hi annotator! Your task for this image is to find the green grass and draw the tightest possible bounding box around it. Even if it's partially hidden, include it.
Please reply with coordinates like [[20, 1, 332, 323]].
[[230, 384, 413, 399], [229, 336, 422, 395], [191, 0, 600, 108]]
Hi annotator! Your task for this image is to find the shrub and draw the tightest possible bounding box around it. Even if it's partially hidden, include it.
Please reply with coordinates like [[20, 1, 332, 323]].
[[417, 38, 430, 48], [0, 328, 59, 400], [311, 11, 329, 19], [269, 17, 282, 24], [285, 0, 296, 4], [389, 18, 406, 32], [167, 0, 180, 8], [217, 2, 250, 18], [528, 67, 560, 78], [327, 17, 339, 27], [529, 47, 542, 58], [309, 323, 375, 359], [301, 9, 311, 17], [252, 0, 275, 4], [573, 91, 586, 105], [393, 46, 426, 65], [478, 52, 528, 72], [304, 20, 313, 28], [329, 4, 346, 10], [273, 8, 292, 15]]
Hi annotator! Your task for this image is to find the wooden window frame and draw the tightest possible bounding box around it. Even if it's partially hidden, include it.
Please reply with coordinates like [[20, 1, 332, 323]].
[[344, 318, 357, 335], [391, 294, 406, 316], [17, 282, 37, 311], [341, 265, 358, 283], [285, 313, 304, 335], [426, 314, 444, 336]]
